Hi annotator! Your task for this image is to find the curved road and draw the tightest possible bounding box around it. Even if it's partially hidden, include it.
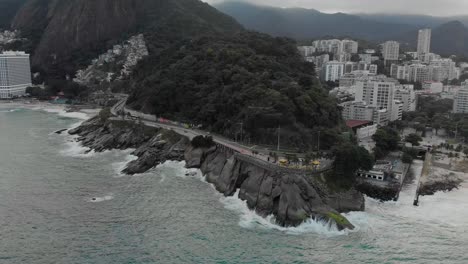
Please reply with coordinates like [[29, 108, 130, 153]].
[[111, 97, 333, 171]]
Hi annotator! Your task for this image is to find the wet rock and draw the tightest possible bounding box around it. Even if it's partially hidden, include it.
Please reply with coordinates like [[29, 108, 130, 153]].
[[70, 116, 361, 230]]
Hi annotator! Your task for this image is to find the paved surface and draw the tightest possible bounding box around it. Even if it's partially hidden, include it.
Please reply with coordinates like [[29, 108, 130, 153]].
[[111, 98, 333, 171]]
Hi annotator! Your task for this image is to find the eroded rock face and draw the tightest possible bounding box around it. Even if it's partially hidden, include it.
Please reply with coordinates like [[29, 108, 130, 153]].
[[70, 119, 361, 230], [185, 146, 358, 230]]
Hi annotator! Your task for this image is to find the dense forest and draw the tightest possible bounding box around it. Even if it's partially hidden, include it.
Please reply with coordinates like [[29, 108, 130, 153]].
[[127, 32, 342, 150]]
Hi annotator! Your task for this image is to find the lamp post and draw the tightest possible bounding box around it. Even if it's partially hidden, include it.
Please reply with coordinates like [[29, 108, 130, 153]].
[[277, 125, 281, 151]]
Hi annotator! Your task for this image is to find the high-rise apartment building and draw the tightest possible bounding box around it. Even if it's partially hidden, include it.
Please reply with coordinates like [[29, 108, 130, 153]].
[[382, 41, 400, 62], [321, 61, 344, 82], [453, 88, 468, 114], [0, 51, 32, 99], [417, 29, 431, 56]]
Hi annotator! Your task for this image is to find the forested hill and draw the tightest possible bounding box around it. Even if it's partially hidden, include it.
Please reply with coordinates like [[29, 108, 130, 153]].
[[127, 32, 342, 150], [0, 0, 27, 29], [10, 0, 243, 76], [6, 0, 343, 149]]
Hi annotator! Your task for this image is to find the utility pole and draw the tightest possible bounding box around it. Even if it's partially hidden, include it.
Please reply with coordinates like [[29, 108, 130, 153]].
[[277, 125, 281, 152]]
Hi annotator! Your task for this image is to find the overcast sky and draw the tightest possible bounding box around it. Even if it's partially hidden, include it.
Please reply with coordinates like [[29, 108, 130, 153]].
[[204, 0, 468, 16]]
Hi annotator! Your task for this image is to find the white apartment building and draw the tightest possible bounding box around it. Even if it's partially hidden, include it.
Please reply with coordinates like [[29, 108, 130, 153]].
[[0, 51, 32, 99], [356, 124, 378, 140], [321, 61, 344, 82], [312, 39, 358, 55], [390, 64, 410, 80], [344, 62, 378, 74], [341, 101, 375, 121], [339, 71, 372, 87], [342, 40, 359, 54], [306, 54, 330, 70], [409, 64, 431, 83], [340, 101, 389, 126], [355, 77, 397, 111], [422, 81, 443, 93], [391, 100, 404, 121], [429, 59, 458, 81], [453, 88, 468, 114], [417, 28, 431, 56], [394, 85, 417, 112], [382, 41, 400, 62], [298, 46, 316, 57]]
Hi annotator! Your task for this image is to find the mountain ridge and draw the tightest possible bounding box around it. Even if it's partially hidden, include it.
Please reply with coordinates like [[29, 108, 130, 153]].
[[213, 1, 468, 56], [11, 0, 243, 76], [213, 1, 417, 40]]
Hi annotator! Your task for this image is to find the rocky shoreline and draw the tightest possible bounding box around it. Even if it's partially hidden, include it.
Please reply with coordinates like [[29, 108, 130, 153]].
[[68, 115, 365, 230], [419, 172, 463, 196]]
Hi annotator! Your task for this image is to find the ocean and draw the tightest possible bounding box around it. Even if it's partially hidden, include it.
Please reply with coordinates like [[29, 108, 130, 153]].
[[0, 106, 467, 264]]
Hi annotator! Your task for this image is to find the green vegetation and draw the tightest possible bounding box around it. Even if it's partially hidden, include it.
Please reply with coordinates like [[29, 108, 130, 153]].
[[405, 133, 423, 146], [127, 32, 342, 150], [401, 153, 413, 164], [191, 135, 215, 149], [403, 96, 468, 140], [330, 142, 374, 189], [372, 127, 401, 159], [26, 80, 89, 100], [326, 212, 352, 227], [401, 147, 419, 164]]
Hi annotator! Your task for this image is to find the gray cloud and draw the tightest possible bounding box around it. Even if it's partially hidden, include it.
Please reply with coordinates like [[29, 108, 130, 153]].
[[204, 0, 468, 16]]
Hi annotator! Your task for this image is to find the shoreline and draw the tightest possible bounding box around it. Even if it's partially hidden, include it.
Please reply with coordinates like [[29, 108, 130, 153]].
[[0, 99, 101, 120]]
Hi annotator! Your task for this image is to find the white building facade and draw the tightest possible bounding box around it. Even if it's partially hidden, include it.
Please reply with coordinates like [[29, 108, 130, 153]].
[[394, 85, 417, 112], [0, 51, 32, 99], [453, 88, 468, 114], [321, 61, 344, 82], [382, 41, 400, 62], [417, 28, 431, 56]]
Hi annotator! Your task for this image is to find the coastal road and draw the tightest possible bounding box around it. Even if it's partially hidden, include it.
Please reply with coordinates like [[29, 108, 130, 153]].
[[111, 98, 333, 171]]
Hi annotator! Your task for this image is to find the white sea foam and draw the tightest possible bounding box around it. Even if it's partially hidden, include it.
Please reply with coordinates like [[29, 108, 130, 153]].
[[158, 161, 361, 236], [60, 137, 96, 157], [41, 107, 90, 120], [112, 151, 138, 177], [220, 190, 365, 237], [88, 195, 114, 203]]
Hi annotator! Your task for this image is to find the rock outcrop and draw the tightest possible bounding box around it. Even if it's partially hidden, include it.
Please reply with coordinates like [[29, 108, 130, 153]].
[[184, 145, 358, 229], [419, 172, 463, 196], [69, 117, 363, 230]]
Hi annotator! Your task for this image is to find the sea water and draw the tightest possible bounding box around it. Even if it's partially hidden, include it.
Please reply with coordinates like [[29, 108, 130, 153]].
[[0, 106, 467, 263]]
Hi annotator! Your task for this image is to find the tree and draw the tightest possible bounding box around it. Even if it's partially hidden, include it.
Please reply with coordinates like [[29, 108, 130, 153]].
[[405, 133, 423, 146], [332, 143, 374, 187], [191, 135, 214, 148], [402, 153, 413, 164], [372, 127, 401, 157]]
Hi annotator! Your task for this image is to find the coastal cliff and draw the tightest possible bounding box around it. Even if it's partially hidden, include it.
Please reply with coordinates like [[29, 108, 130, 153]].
[[69, 116, 363, 230]]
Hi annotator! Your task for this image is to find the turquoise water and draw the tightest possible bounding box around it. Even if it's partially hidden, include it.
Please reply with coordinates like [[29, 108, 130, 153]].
[[0, 107, 467, 263]]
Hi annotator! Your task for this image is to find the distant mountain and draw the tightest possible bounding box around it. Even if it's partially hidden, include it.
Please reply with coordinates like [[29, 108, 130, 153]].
[[395, 21, 468, 56], [213, 1, 417, 40], [0, 0, 27, 29], [358, 13, 468, 28]]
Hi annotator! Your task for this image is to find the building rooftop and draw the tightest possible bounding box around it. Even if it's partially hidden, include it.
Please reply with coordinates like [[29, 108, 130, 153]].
[[346, 120, 373, 129], [0, 51, 29, 56]]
